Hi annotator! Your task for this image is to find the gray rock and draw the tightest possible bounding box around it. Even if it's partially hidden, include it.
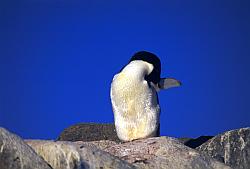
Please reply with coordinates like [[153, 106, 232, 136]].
[[85, 137, 231, 169], [197, 127, 250, 169], [26, 140, 135, 169], [79, 143, 136, 169], [0, 127, 52, 169], [57, 123, 120, 142]]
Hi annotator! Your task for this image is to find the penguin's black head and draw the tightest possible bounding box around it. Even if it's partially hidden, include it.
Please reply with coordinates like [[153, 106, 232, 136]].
[[129, 51, 161, 84]]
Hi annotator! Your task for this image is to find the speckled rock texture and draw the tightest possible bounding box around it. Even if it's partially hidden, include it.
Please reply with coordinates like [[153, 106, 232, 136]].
[[0, 127, 52, 169], [2, 126, 248, 169], [197, 127, 250, 169], [58, 123, 120, 142], [26, 140, 135, 169], [82, 137, 231, 169]]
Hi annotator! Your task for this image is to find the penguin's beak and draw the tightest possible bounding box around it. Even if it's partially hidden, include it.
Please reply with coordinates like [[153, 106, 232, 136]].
[[158, 78, 181, 90]]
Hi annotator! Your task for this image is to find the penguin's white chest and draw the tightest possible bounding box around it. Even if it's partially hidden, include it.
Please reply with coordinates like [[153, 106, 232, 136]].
[[110, 71, 160, 141]]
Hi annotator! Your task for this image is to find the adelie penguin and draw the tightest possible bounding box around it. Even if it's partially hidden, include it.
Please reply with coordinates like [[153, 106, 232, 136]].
[[110, 51, 181, 141]]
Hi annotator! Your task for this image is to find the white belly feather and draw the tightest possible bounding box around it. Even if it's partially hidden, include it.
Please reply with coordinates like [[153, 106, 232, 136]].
[[110, 71, 160, 141]]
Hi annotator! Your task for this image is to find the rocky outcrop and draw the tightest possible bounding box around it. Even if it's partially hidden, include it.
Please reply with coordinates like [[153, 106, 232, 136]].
[[26, 139, 231, 169], [26, 138, 230, 169], [197, 127, 250, 169], [3, 126, 249, 169], [58, 123, 120, 142], [0, 127, 52, 169], [26, 140, 135, 169], [80, 137, 231, 169]]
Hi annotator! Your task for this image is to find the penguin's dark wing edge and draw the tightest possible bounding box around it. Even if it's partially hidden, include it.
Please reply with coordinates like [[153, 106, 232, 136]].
[[158, 78, 181, 90]]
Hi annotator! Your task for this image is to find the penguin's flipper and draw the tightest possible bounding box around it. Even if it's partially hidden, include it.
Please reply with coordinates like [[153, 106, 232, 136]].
[[158, 78, 181, 90]]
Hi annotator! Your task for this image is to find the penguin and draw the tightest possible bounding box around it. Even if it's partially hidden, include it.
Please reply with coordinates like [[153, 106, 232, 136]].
[[110, 51, 181, 141]]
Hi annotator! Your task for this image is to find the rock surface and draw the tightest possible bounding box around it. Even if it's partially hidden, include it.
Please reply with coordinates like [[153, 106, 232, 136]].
[[82, 137, 231, 169], [26, 140, 135, 169], [58, 123, 120, 142], [0, 127, 52, 169], [197, 127, 250, 169], [2, 126, 248, 169]]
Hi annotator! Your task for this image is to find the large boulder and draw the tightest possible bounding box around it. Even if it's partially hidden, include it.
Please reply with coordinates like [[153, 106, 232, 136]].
[[81, 137, 231, 169], [26, 140, 135, 169], [3, 125, 247, 169], [58, 123, 120, 142], [26, 137, 231, 169], [197, 127, 250, 169], [0, 127, 52, 169]]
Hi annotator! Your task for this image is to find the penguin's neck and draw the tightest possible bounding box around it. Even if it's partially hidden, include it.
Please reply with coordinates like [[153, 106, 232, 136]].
[[121, 60, 153, 81]]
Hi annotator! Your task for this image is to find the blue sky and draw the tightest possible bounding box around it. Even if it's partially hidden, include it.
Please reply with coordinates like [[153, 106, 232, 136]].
[[1, 0, 249, 139]]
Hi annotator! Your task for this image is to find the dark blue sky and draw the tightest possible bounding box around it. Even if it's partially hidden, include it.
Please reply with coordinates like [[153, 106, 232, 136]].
[[1, 0, 249, 139]]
